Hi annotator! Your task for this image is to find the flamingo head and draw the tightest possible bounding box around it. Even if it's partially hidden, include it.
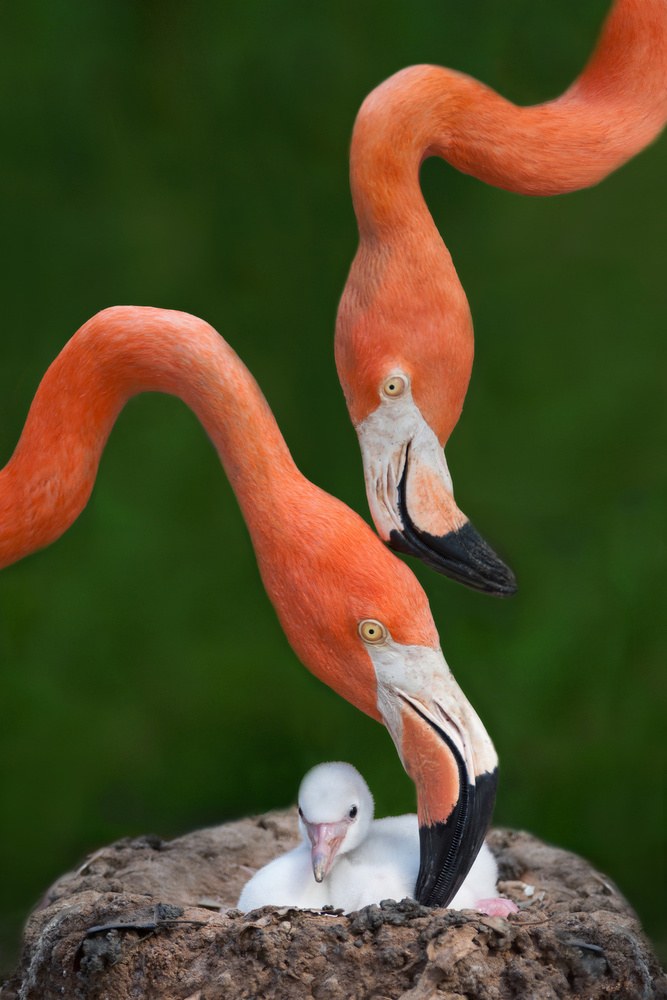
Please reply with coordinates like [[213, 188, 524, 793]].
[[259, 495, 498, 906], [334, 206, 517, 598]]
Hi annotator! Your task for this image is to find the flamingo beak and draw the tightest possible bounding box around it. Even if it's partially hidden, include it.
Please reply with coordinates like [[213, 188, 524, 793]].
[[303, 819, 351, 883], [357, 399, 516, 596], [368, 635, 499, 909], [365, 621, 499, 909], [401, 696, 498, 908], [389, 444, 517, 596], [415, 762, 498, 908]]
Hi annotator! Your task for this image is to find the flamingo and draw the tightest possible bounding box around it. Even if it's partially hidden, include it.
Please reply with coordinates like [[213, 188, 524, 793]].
[[238, 761, 517, 916], [0, 305, 498, 907], [335, 0, 667, 593]]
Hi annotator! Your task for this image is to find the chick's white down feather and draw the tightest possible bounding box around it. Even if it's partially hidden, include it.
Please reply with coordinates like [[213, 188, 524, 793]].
[[237, 762, 502, 913]]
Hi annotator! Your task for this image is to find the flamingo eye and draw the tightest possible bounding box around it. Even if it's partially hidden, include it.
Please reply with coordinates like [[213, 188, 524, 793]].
[[349, 805, 358, 819], [382, 375, 406, 398], [358, 619, 387, 643]]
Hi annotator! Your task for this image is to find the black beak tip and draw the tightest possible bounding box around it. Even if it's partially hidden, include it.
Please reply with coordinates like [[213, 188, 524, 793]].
[[392, 454, 516, 595], [415, 767, 499, 909], [390, 521, 517, 597]]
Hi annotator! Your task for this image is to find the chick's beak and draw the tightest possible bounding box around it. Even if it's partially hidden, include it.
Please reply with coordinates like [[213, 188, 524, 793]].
[[304, 819, 351, 883]]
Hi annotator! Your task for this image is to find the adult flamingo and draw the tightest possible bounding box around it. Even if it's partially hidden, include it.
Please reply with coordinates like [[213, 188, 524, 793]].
[[335, 0, 667, 594], [0, 305, 497, 907]]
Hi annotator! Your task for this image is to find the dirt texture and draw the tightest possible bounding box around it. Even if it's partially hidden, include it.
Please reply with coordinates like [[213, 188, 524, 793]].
[[2, 812, 664, 1000]]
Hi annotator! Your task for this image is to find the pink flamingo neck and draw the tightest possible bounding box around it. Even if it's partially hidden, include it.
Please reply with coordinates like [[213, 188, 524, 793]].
[[336, 0, 667, 438], [351, 0, 667, 238], [0, 306, 305, 570], [0, 305, 443, 727]]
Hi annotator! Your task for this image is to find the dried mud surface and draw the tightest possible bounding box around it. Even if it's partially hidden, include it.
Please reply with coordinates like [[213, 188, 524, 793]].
[[2, 812, 665, 1000]]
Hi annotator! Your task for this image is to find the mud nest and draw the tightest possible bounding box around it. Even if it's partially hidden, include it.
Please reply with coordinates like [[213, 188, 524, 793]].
[[3, 810, 665, 1000]]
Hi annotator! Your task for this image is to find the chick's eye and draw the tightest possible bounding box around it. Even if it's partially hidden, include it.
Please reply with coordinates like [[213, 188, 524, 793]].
[[349, 806, 358, 819], [383, 375, 406, 398], [359, 619, 387, 643], [298, 807, 303, 818]]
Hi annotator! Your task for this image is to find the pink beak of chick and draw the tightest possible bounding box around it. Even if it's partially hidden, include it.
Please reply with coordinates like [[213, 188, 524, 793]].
[[304, 819, 352, 883]]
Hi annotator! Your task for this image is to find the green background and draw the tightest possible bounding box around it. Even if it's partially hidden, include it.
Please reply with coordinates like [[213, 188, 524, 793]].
[[0, 0, 665, 976]]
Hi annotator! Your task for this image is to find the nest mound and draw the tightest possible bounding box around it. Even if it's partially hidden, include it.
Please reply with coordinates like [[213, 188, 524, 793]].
[[4, 811, 665, 1000]]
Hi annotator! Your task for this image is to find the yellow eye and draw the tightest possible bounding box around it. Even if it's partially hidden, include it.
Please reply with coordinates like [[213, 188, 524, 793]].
[[358, 619, 388, 643], [382, 375, 406, 398]]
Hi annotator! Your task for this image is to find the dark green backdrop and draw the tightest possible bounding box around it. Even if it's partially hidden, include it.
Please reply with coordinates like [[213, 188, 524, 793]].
[[0, 0, 665, 975]]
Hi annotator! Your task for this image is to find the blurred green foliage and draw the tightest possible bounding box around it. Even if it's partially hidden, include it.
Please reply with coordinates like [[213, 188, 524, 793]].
[[0, 0, 665, 976]]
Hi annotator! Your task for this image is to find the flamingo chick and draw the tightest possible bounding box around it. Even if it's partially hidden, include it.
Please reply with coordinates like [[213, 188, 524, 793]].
[[0, 305, 497, 907], [238, 762, 517, 916], [335, 0, 667, 592]]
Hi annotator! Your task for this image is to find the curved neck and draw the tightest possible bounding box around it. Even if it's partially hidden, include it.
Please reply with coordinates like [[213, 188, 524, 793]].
[[351, 0, 667, 237], [0, 306, 303, 568]]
